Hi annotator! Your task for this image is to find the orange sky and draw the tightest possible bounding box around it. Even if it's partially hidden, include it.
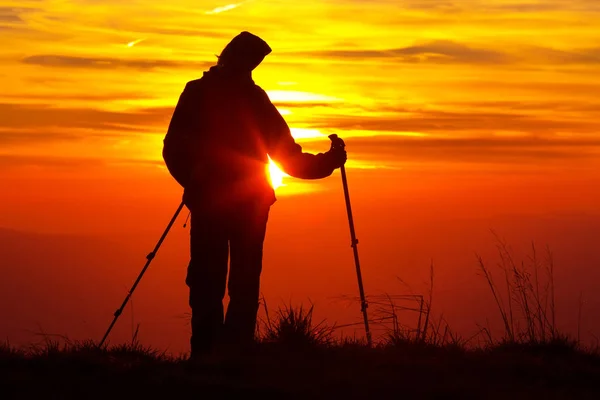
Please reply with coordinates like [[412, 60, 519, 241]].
[[1, 1, 600, 354]]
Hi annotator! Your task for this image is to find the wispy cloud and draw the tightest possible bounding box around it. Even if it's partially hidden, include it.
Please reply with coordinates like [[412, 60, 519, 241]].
[[0, 103, 172, 138], [295, 40, 511, 64], [289, 40, 600, 66], [393, 0, 600, 13], [21, 55, 211, 70], [0, 154, 107, 169], [524, 46, 600, 65], [306, 108, 600, 136], [205, 1, 248, 15], [272, 101, 343, 109], [131, 26, 231, 38], [126, 38, 146, 48], [0, 129, 81, 145], [342, 135, 600, 166], [0, 92, 156, 102], [0, 7, 24, 23]]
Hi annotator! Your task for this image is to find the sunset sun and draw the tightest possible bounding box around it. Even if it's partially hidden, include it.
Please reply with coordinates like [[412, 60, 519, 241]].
[[268, 156, 287, 189]]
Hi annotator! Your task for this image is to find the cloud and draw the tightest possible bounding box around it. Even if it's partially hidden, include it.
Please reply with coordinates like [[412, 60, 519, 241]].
[[135, 27, 230, 38], [397, 0, 462, 12], [0, 103, 173, 140], [0, 154, 107, 169], [291, 40, 512, 64], [0, 7, 24, 23], [389, 0, 600, 13], [489, 3, 565, 12], [21, 55, 212, 71], [307, 109, 600, 136], [0, 129, 81, 145], [458, 80, 600, 97], [445, 100, 600, 113], [272, 101, 343, 109], [288, 40, 600, 66], [488, 1, 600, 13], [0, 92, 156, 102], [0, 153, 169, 173], [343, 135, 600, 166], [205, 1, 249, 15], [526, 46, 600, 65]]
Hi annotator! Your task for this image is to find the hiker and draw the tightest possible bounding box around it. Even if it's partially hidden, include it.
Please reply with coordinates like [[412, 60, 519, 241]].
[[163, 31, 347, 359]]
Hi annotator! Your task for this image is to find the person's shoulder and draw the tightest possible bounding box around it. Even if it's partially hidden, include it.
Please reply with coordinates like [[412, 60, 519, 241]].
[[250, 84, 272, 102], [252, 82, 267, 94]]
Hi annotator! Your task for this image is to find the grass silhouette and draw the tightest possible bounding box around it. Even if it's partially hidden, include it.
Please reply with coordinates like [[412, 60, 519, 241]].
[[3, 237, 600, 399], [3, 304, 600, 399], [260, 302, 336, 349], [3, 312, 600, 399]]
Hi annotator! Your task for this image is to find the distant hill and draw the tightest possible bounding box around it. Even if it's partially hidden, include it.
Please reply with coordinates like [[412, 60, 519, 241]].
[[0, 228, 151, 344]]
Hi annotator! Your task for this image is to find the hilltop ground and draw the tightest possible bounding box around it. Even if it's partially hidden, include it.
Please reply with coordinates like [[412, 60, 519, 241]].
[[4, 240, 598, 399], [3, 325, 600, 399]]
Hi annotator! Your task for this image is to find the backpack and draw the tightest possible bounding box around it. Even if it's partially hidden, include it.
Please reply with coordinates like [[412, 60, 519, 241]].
[[162, 80, 204, 188], [162, 132, 191, 188]]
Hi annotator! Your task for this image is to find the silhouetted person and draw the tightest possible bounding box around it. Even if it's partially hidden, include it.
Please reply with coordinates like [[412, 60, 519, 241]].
[[163, 31, 347, 360]]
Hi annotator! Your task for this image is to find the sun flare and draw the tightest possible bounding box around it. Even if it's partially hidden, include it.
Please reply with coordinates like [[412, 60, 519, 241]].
[[268, 156, 287, 190]]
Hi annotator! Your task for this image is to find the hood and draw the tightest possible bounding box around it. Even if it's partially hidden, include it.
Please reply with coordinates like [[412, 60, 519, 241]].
[[217, 31, 272, 72]]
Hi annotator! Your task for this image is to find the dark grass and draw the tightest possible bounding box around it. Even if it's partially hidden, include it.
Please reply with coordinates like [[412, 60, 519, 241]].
[[4, 238, 599, 399], [3, 317, 600, 400]]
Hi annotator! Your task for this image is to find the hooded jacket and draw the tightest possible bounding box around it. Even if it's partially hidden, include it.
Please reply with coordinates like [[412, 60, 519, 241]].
[[164, 32, 338, 209]]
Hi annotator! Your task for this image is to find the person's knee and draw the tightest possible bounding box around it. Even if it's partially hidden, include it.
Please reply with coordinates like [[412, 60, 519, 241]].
[[186, 265, 222, 289], [189, 282, 227, 308], [186, 257, 228, 290], [228, 278, 261, 305]]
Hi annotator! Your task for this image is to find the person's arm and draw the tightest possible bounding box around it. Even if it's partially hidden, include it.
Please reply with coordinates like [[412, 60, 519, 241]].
[[255, 88, 345, 179]]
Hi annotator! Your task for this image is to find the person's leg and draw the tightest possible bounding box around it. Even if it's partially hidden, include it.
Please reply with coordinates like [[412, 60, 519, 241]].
[[224, 202, 270, 349], [186, 209, 229, 358]]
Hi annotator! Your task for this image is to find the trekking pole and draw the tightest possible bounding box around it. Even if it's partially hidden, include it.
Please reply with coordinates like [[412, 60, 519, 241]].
[[98, 200, 186, 348], [328, 134, 372, 346]]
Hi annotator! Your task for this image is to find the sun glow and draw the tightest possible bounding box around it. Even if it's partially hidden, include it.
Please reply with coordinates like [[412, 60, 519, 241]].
[[289, 128, 326, 140], [268, 156, 288, 190]]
